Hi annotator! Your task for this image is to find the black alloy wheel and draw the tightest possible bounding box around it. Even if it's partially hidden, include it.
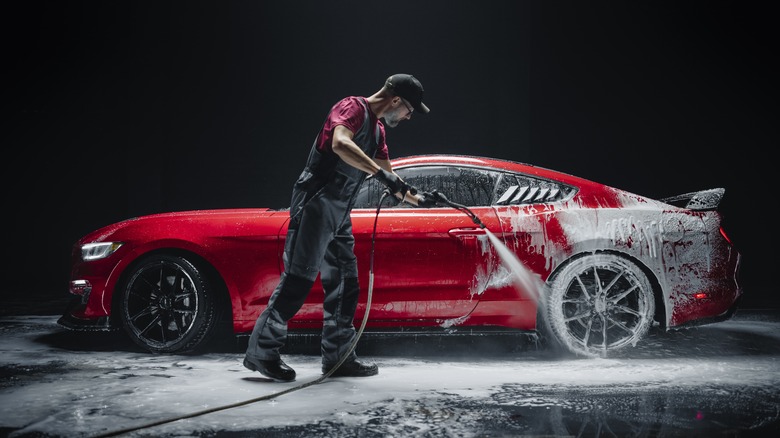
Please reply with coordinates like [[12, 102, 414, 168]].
[[118, 254, 219, 354]]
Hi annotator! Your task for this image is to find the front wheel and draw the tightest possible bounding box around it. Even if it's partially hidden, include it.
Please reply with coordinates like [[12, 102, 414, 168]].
[[118, 254, 219, 354], [546, 253, 655, 358]]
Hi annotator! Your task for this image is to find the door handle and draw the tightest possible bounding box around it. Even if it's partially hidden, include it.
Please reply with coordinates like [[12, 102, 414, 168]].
[[448, 228, 487, 237], [448, 228, 487, 244]]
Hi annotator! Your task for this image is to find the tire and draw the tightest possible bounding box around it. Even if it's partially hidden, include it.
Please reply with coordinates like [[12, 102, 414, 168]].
[[118, 254, 219, 354], [546, 253, 655, 358]]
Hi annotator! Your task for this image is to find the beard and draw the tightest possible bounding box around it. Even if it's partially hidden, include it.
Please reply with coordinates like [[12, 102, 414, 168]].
[[382, 106, 406, 128]]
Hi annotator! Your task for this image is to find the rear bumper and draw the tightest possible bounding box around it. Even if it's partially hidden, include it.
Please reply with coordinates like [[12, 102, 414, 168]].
[[674, 294, 743, 329]]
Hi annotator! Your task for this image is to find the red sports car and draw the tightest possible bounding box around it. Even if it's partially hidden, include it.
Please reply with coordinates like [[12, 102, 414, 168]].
[[58, 155, 743, 357]]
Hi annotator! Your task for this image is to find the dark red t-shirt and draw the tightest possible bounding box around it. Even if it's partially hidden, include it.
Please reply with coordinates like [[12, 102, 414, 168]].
[[315, 96, 389, 160]]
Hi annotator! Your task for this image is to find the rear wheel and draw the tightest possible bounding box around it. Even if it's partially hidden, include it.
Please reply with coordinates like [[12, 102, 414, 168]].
[[118, 254, 219, 354], [547, 253, 655, 358]]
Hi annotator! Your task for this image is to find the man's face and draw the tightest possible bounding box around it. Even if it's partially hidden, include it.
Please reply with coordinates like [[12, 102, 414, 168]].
[[384, 98, 414, 128]]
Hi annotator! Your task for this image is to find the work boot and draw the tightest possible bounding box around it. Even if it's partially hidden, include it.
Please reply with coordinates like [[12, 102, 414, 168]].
[[244, 356, 296, 382], [322, 359, 378, 377]]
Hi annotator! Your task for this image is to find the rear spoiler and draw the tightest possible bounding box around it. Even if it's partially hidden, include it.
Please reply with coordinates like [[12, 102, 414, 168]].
[[659, 188, 725, 211]]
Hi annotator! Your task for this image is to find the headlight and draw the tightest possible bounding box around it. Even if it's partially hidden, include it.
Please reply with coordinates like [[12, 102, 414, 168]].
[[81, 242, 123, 261]]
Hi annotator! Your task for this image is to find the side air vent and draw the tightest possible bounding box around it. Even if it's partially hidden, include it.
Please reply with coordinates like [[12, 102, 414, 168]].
[[497, 185, 567, 205]]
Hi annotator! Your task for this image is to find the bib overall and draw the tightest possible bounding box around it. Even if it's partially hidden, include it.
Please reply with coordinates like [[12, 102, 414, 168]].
[[246, 98, 380, 367]]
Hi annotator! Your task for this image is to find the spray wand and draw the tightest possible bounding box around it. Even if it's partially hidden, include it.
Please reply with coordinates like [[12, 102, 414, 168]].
[[418, 189, 486, 229]]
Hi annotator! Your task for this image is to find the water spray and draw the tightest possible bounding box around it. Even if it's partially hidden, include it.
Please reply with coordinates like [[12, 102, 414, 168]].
[[413, 187, 546, 305], [417, 187, 552, 352]]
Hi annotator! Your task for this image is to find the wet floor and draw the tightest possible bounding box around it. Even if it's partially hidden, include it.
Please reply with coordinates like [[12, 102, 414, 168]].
[[1, 309, 779, 437]]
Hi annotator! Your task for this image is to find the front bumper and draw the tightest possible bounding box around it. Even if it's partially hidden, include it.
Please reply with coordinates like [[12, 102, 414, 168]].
[[57, 297, 116, 332]]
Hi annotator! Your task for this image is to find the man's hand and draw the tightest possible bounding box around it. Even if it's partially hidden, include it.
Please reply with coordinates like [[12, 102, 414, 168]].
[[374, 168, 406, 195], [416, 192, 438, 208]]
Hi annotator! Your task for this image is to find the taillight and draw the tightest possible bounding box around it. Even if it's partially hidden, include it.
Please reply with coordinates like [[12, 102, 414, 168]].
[[719, 227, 733, 245]]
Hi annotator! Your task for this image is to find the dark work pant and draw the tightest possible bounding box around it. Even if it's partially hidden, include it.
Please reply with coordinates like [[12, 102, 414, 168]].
[[245, 183, 360, 365]]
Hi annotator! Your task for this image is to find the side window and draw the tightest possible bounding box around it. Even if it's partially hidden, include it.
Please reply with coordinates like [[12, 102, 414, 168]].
[[494, 172, 576, 205], [353, 166, 500, 209], [398, 166, 497, 207]]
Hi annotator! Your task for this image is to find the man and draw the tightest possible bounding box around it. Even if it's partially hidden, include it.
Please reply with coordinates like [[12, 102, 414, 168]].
[[244, 73, 435, 381]]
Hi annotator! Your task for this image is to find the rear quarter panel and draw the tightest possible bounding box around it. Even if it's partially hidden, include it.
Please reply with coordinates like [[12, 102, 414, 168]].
[[495, 187, 741, 328]]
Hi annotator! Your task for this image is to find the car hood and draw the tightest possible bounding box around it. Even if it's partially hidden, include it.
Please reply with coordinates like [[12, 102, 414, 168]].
[[79, 208, 289, 244]]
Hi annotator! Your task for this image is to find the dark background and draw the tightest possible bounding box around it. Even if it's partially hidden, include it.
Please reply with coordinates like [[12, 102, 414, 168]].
[[3, 1, 775, 310]]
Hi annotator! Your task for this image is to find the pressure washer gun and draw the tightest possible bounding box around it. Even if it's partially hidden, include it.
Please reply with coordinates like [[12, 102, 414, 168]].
[[379, 175, 487, 229]]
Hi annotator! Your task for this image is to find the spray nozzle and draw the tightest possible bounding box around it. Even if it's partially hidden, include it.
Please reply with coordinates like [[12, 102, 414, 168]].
[[467, 211, 486, 229]]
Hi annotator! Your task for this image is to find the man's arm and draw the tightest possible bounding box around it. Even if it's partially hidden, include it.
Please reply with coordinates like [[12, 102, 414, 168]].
[[372, 158, 393, 174], [331, 125, 408, 201], [332, 125, 428, 205], [373, 157, 429, 206], [331, 125, 383, 175]]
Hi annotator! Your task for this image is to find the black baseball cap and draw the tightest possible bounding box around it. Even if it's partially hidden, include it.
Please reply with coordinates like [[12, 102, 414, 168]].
[[385, 74, 430, 114]]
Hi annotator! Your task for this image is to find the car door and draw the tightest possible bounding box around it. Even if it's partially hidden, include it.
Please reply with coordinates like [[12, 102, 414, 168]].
[[349, 165, 502, 326]]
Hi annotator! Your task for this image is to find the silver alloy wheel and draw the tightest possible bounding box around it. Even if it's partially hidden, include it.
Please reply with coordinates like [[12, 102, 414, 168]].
[[547, 253, 655, 357]]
